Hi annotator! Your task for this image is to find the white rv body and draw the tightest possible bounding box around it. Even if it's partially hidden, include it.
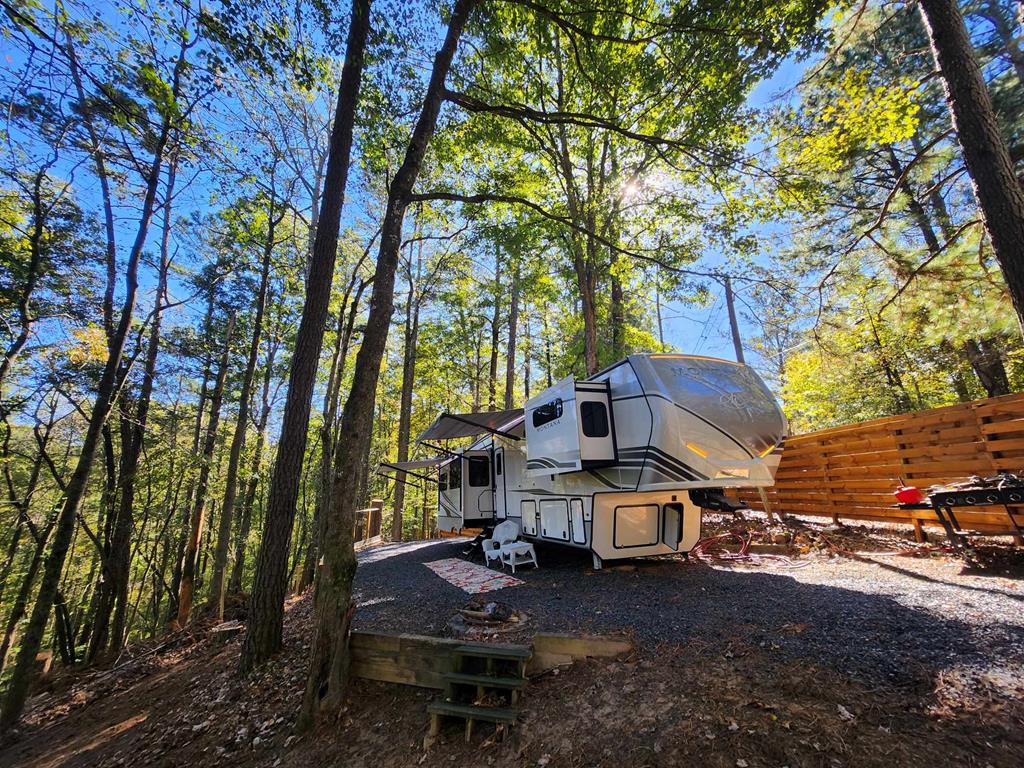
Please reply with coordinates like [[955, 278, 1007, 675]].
[[404, 354, 786, 566]]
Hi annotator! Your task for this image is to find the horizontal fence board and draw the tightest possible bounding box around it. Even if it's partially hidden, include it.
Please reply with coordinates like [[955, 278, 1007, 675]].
[[741, 393, 1024, 540]]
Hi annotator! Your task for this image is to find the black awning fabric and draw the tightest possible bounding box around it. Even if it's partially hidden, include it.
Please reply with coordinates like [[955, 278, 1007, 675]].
[[417, 409, 525, 442]]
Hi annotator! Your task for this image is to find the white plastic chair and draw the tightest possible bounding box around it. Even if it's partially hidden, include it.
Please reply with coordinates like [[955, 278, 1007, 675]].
[[483, 520, 521, 568]]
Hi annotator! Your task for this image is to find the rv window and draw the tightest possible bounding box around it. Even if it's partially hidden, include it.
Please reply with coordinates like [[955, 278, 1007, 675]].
[[532, 398, 563, 428], [449, 461, 461, 489], [495, 453, 503, 476], [438, 468, 447, 492], [580, 401, 609, 438], [467, 457, 490, 487]]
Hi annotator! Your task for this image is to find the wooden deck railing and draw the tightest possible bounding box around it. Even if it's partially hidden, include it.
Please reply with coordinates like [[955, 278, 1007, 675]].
[[737, 392, 1024, 537]]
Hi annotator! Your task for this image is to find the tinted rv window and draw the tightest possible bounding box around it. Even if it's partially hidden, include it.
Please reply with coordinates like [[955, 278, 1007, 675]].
[[467, 457, 490, 487], [438, 468, 447, 491], [495, 453, 503, 476], [449, 461, 461, 489], [532, 398, 563, 428], [580, 401, 609, 438]]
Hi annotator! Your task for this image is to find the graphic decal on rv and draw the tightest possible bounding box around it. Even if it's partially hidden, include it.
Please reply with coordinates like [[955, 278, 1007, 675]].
[[587, 469, 626, 490], [526, 457, 578, 470], [617, 446, 708, 481]]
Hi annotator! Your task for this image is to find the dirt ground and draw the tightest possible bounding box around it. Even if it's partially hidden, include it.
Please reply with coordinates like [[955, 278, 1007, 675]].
[[1, 516, 1022, 768]]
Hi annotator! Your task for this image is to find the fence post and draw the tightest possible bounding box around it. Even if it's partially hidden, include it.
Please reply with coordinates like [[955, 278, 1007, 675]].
[[369, 498, 383, 538]]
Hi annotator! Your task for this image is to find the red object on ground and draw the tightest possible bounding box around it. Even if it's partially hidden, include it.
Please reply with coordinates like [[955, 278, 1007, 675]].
[[894, 485, 925, 504]]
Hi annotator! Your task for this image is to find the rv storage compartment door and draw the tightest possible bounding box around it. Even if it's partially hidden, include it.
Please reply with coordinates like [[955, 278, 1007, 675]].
[[521, 500, 538, 535], [575, 380, 615, 466], [525, 376, 581, 477], [614, 504, 660, 549], [570, 498, 587, 544], [539, 499, 570, 541]]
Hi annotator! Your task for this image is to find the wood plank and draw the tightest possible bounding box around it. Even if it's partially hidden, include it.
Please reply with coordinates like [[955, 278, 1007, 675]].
[[980, 420, 1024, 436]]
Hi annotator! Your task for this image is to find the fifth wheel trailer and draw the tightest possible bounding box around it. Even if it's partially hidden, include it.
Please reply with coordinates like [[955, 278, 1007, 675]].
[[380, 353, 787, 567]]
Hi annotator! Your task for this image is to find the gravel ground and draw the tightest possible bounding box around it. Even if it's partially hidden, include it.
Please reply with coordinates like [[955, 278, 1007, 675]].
[[352, 536, 1024, 690]]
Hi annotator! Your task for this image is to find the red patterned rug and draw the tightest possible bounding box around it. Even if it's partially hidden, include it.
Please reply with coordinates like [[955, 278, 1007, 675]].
[[424, 558, 523, 594]]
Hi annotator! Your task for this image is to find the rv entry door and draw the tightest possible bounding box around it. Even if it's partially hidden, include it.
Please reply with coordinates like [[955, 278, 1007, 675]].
[[462, 450, 495, 523]]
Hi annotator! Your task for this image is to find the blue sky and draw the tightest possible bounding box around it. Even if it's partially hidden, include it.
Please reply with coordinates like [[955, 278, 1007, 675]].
[[659, 56, 805, 366]]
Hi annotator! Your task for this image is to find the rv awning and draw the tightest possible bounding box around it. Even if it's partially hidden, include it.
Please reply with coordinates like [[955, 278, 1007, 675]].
[[417, 409, 524, 442]]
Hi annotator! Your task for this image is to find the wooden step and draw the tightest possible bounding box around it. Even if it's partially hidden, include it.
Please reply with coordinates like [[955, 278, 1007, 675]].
[[454, 643, 532, 661], [442, 671, 527, 689], [427, 700, 517, 724]]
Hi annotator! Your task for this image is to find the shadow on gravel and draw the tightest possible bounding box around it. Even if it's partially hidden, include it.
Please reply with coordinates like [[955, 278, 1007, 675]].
[[353, 539, 1024, 689], [863, 555, 1024, 601]]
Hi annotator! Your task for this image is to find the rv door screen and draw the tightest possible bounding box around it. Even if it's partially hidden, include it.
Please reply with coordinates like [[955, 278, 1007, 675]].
[[467, 457, 490, 487]]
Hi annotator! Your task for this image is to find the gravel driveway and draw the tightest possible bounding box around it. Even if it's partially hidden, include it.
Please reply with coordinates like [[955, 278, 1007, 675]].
[[351, 537, 1024, 690]]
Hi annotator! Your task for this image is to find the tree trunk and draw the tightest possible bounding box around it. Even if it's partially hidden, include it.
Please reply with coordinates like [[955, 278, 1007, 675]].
[[723, 277, 745, 365], [175, 316, 234, 627], [166, 305, 214, 623], [965, 337, 1011, 397], [208, 198, 277, 619], [610, 265, 624, 361], [392, 254, 423, 543], [91, 161, 177, 662], [230, 333, 278, 594], [919, 0, 1024, 333], [543, 311, 554, 387], [299, 0, 476, 728], [487, 250, 502, 411], [240, 0, 370, 674], [523, 308, 532, 400], [300, 266, 370, 591], [505, 266, 519, 409]]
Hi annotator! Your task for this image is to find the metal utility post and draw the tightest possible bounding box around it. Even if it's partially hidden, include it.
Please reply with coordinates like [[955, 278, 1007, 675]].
[[722, 276, 745, 365]]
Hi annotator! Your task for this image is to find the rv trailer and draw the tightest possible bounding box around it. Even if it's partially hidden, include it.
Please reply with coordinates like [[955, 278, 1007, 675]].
[[380, 354, 787, 568]]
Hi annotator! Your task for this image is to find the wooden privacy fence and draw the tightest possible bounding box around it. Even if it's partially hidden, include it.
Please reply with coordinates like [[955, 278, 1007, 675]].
[[738, 392, 1024, 537]]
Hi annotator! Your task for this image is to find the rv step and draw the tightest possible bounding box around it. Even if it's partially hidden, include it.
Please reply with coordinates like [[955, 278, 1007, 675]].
[[442, 671, 527, 689], [427, 700, 517, 724], [454, 643, 532, 661]]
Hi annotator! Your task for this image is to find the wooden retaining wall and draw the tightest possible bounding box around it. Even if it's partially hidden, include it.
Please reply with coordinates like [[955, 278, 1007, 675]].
[[738, 392, 1024, 536], [349, 631, 633, 689]]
